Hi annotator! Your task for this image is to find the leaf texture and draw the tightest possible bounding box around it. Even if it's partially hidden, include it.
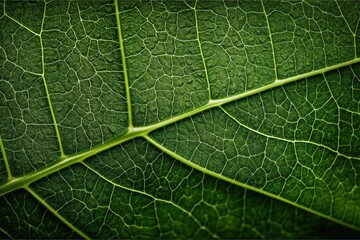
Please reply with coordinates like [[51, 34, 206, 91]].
[[0, 0, 360, 238]]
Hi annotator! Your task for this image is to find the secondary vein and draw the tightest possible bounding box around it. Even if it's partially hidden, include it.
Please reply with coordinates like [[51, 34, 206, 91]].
[[26, 186, 91, 239], [260, 0, 278, 80], [193, 0, 212, 100], [115, 0, 134, 128], [144, 135, 360, 232], [0, 135, 12, 180], [39, 1, 65, 157], [1, 58, 359, 197]]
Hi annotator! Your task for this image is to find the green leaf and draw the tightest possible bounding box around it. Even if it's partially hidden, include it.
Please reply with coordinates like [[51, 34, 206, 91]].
[[1, 0, 359, 238]]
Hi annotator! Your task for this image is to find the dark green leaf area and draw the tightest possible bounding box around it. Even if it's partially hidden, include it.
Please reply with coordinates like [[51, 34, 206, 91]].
[[0, 189, 80, 239], [0, 1, 3, 16], [121, 0, 209, 126], [0, 17, 42, 73], [337, 0, 360, 56], [1, 0, 360, 238], [325, 65, 360, 156], [225, 69, 360, 155], [41, 1, 128, 154], [31, 138, 359, 238], [151, 82, 360, 228], [197, 0, 275, 98], [4, 0, 44, 33], [265, 0, 355, 78], [0, 66, 59, 176]]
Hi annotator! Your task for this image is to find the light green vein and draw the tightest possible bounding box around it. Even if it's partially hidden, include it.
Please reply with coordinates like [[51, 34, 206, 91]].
[[193, 0, 212, 100], [3, 0, 40, 36], [144, 135, 360, 232], [82, 161, 219, 239], [260, 0, 278, 80], [323, 73, 341, 152], [335, 0, 357, 58], [0, 227, 12, 239], [3, 14, 39, 36], [25, 187, 90, 239], [39, 1, 65, 157], [0, 128, 142, 196], [115, 0, 133, 128], [135, 58, 360, 133], [0, 135, 12, 180], [219, 106, 359, 161], [0, 58, 359, 197]]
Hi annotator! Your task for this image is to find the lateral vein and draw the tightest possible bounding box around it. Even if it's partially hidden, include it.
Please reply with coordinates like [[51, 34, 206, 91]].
[[0, 58, 359, 197], [39, 1, 65, 157], [0, 135, 12, 180], [144, 135, 360, 232], [114, 0, 133, 128], [26, 187, 91, 239]]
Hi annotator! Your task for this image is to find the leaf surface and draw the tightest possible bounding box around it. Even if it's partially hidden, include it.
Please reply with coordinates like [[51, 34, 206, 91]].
[[1, 0, 360, 238]]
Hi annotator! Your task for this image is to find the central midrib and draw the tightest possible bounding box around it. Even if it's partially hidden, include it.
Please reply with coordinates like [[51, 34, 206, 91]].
[[0, 57, 359, 197]]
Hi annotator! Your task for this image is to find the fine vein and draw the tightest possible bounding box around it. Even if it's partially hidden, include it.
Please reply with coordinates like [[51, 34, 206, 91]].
[[219, 106, 358, 161], [26, 187, 90, 239], [0, 58, 359, 197], [323, 73, 341, 152], [83, 162, 220, 239], [335, 0, 357, 58], [144, 135, 360, 232], [39, 1, 65, 157]]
